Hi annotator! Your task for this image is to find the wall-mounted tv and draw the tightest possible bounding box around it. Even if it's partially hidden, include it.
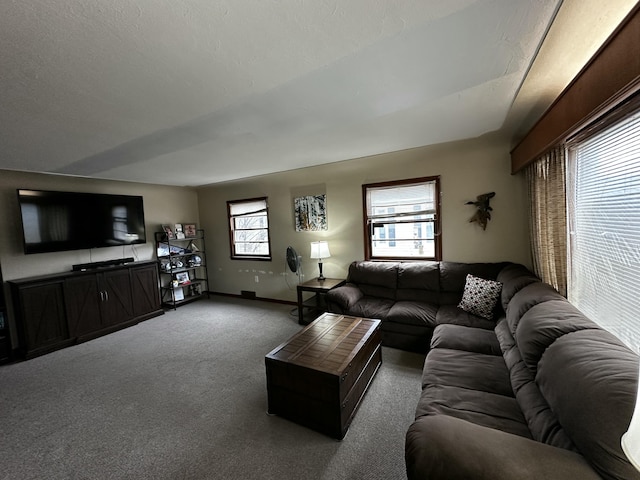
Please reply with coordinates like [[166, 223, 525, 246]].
[[17, 189, 147, 255]]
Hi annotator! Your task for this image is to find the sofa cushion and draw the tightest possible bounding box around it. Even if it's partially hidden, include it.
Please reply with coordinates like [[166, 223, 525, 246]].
[[435, 305, 497, 330], [516, 300, 600, 374], [386, 301, 437, 327], [495, 320, 577, 452], [430, 324, 501, 355], [422, 348, 514, 397], [439, 261, 508, 305], [414, 384, 531, 439], [537, 329, 639, 480], [396, 262, 440, 303], [406, 416, 602, 480], [458, 274, 503, 320], [345, 296, 394, 320], [347, 261, 398, 300], [506, 282, 565, 336], [324, 284, 363, 312], [497, 263, 540, 310]]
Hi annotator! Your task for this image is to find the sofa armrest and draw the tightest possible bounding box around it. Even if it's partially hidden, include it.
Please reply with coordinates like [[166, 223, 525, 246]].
[[406, 415, 600, 480], [325, 284, 363, 312]]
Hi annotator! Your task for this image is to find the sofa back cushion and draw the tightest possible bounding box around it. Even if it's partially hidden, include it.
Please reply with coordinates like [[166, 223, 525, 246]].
[[516, 300, 600, 375], [439, 262, 508, 305], [537, 329, 639, 480], [495, 320, 577, 451], [497, 263, 540, 310], [506, 282, 565, 336], [396, 262, 440, 303], [347, 261, 398, 300]]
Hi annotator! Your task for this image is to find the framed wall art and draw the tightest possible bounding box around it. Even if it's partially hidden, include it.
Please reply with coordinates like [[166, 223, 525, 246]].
[[294, 194, 327, 231]]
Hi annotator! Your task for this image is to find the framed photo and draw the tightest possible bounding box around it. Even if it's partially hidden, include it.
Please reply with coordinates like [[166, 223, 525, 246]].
[[175, 223, 183, 233], [184, 223, 197, 238], [175, 272, 190, 284], [294, 194, 327, 231], [162, 224, 175, 240], [173, 287, 184, 301]]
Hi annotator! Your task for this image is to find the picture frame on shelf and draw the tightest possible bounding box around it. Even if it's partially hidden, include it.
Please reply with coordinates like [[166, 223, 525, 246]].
[[174, 223, 185, 239], [175, 272, 190, 284], [184, 223, 197, 238], [162, 224, 174, 240], [173, 287, 184, 301]]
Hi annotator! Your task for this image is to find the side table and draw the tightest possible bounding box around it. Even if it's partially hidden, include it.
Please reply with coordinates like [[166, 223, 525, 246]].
[[296, 278, 346, 325]]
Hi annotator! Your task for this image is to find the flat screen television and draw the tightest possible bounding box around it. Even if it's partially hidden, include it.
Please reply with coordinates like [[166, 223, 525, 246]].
[[17, 189, 147, 254]]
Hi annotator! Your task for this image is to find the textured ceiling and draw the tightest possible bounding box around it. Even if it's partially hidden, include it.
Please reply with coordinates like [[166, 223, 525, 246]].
[[0, 0, 635, 186]]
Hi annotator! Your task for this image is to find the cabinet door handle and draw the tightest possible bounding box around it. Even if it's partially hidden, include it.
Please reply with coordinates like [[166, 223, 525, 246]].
[[99, 291, 104, 302], [104, 291, 109, 302]]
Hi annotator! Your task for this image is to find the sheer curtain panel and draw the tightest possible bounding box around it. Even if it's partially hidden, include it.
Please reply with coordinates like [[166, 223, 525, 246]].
[[525, 147, 567, 296]]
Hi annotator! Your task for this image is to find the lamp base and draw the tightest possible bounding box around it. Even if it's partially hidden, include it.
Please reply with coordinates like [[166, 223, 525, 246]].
[[317, 261, 325, 281]]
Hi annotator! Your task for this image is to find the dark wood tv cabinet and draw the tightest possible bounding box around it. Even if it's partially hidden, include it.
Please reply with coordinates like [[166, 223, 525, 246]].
[[9, 260, 163, 359]]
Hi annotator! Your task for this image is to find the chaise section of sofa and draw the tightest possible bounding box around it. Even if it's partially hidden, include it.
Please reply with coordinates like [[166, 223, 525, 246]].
[[405, 264, 640, 480]]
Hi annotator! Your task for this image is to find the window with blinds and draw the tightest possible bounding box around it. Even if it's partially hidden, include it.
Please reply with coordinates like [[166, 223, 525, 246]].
[[363, 176, 441, 260], [567, 106, 640, 353], [227, 197, 271, 260]]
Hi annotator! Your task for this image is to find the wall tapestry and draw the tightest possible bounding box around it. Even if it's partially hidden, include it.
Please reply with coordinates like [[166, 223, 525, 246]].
[[294, 194, 327, 231]]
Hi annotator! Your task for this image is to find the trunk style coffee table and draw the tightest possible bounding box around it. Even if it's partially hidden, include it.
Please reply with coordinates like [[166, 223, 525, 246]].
[[265, 313, 382, 439]]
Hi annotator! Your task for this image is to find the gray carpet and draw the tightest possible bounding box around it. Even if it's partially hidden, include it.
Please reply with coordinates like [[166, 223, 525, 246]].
[[0, 297, 424, 480]]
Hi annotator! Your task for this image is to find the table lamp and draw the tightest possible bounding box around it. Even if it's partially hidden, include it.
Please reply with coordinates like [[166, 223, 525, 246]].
[[310, 241, 331, 281]]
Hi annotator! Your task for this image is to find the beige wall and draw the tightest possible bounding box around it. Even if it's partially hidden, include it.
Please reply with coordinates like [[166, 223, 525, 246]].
[[197, 133, 531, 303], [0, 170, 199, 281], [0, 132, 532, 310]]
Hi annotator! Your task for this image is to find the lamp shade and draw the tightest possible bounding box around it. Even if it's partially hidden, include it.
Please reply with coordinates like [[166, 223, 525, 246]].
[[622, 365, 640, 471], [310, 241, 331, 259]]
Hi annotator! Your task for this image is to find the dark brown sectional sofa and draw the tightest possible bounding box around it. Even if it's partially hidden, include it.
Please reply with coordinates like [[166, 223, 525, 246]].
[[325, 261, 640, 480], [325, 260, 506, 352]]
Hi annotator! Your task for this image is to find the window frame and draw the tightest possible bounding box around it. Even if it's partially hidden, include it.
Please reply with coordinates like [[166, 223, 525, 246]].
[[227, 197, 272, 261], [362, 176, 442, 261]]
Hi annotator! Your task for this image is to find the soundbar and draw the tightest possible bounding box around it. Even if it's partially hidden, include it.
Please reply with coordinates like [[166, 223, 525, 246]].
[[72, 257, 135, 272]]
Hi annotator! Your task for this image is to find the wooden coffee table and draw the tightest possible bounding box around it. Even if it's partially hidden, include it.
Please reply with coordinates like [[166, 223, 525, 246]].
[[265, 313, 382, 439]]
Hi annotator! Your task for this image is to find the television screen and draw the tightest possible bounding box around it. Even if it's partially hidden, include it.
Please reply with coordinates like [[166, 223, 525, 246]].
[[17, 189, 147, 254]]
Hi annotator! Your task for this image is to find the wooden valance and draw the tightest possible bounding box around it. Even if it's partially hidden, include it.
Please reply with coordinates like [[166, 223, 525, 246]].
[[511, 3, 640, 173]]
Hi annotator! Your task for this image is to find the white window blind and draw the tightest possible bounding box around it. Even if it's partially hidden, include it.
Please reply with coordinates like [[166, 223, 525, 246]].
[[227, 198, 271, 259], [568, 108, 640, 353], [363, 178, 439, 260]]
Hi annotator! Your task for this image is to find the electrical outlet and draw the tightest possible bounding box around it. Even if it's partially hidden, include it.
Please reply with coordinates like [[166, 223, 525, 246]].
[[255, 275, 259, 283]]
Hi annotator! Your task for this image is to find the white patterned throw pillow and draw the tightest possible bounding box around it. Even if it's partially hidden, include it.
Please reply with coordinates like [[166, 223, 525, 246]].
[[458, 274, 503, 320]]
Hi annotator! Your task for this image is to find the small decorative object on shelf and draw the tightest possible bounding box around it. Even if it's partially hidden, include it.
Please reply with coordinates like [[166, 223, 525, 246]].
[[184, 223, 197, 238], [175, 223, 185, 239], [175, 272, 190, 284], [162, 224, 175, 240], [155, 227, 209, 309]]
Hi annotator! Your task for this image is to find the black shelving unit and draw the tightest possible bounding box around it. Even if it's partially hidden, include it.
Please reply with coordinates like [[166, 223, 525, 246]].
[[0, 267, 11, 363], [155, 228, 209, 309]]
